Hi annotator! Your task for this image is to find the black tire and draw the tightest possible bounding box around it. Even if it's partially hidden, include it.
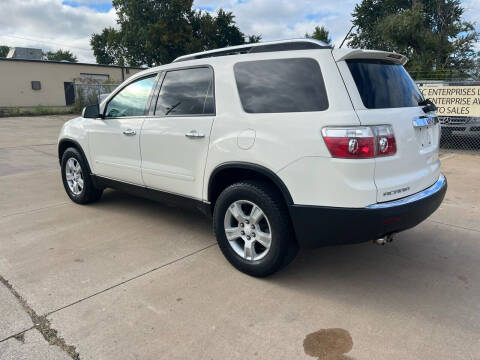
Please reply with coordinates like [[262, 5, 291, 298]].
[[61, 147, 103, 204], [213, 180, 298, 277]]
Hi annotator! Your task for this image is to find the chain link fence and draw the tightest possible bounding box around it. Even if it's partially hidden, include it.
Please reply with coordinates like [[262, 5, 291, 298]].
[[416, 80, 480, 153]]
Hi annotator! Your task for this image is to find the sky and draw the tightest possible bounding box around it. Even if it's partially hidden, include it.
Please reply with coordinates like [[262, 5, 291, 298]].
[[0, 0, 479, 64]]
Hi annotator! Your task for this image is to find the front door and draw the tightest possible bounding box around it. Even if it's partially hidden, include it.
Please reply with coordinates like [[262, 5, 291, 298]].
[[88, 75, 157, 184], [140, 67, 215, 199]]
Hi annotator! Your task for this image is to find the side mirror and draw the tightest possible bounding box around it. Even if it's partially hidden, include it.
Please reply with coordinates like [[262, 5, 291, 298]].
[[82, 104, 103, 119]]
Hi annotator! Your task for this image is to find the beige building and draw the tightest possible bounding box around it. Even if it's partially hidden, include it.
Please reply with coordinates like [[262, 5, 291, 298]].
[[0, 58, 143, 108]]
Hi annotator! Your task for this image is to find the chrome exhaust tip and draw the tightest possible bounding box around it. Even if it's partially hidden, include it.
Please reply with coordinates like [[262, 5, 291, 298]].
[[373, 234, 393, 245]]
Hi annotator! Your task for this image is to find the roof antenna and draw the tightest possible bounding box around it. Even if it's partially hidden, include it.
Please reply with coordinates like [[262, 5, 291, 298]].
[[339, 25, 355, 49]]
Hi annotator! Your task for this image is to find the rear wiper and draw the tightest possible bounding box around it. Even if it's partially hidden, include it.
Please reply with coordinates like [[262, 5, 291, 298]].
[[418, 98, 437, 113]]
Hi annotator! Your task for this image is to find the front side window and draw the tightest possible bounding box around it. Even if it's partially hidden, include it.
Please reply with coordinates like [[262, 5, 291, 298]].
[[346, 59, 424, 109], [155, 67, 215, 116], [105, 75, 156, 118], [234, 58, 329, 113]]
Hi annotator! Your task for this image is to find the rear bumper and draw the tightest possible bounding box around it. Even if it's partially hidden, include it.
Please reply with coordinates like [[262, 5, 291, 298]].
[[289, 174, 447, 248]]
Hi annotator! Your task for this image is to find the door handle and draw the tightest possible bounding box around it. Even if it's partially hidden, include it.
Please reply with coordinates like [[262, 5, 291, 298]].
[[123, 129, 136, 136], [185, 130, 205, 139]]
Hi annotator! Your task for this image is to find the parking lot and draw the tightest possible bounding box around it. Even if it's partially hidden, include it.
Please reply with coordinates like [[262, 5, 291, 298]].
[[0, 115, 479, 360]]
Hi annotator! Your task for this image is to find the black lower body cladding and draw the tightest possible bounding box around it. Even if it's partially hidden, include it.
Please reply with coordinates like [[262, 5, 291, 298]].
[[288, 174, 447, 248]]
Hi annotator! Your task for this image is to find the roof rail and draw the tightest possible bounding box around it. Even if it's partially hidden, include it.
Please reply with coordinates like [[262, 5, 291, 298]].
[[172, 39, 331, 63]]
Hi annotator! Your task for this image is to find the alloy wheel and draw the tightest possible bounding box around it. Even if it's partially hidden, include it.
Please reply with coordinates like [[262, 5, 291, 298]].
[[65, 157, 84, 195], [223, 200, 272, 261]]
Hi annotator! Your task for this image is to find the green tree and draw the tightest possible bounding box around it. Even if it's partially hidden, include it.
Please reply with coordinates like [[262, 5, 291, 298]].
[[349, 0, 479, 77], [189, 10, 261, 52], [44, 49, 78, 62], [213, 9, 246, 48], [247, 34, 262, 43], [91, 0, 259, 66], [189, 11, 218, 52], [0, 45, 9, 58], [305, 25, 332, 45], [91, 27, 126, 65]]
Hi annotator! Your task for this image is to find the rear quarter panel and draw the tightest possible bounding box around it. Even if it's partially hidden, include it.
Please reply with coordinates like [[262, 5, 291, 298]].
[[203, 50, 378, 207]]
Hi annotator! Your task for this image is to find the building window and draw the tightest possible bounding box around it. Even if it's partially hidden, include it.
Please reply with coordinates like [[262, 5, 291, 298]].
[[31, 81, 41, 90]]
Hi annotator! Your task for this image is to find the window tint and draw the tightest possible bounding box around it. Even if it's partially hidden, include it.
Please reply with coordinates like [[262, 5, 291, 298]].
[[105, 76, 156, 117], [234, 58, 328, 113], [156, 67, 214, 116], [347, 59, 423, 109]]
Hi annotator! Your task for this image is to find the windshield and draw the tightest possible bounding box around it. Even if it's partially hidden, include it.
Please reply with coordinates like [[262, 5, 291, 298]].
[[347, 59, 424, 109]]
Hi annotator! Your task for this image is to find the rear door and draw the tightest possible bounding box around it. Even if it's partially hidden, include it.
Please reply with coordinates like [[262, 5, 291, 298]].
[[140, 66, 215, 199], [335, 50, 440, 202]]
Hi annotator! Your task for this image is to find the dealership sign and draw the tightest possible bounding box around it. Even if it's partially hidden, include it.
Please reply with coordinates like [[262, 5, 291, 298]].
[[418, 86, 480, 117]]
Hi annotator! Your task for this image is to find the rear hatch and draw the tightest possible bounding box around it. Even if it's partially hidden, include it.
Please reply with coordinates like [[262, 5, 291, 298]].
[[334, 49, 441, 202]]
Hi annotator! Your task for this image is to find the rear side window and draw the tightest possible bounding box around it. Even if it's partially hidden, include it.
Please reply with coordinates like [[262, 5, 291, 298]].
[[234, 58, 328, 113], [155, 67, 214, 116], [347, 59, 423, 109]]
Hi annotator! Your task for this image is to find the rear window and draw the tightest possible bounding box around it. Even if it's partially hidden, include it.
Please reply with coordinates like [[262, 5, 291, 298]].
[[234, 58, 328, 113], [347, 59, 423, 109]]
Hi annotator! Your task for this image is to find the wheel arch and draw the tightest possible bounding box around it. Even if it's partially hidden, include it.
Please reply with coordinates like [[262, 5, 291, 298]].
[[207, 162, 294, 209], [58, 138, 92, 175]]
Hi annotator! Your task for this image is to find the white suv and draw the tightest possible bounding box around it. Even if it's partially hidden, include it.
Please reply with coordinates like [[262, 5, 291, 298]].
[[58, 39, 447, 277]]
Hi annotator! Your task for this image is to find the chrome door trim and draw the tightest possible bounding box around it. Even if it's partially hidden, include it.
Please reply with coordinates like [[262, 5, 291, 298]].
[[185, 130, 206, 138], [122, 129, 137, 136]]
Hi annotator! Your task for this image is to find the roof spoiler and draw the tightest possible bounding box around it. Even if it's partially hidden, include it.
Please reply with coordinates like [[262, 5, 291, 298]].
[[332, 49, 408, 65]]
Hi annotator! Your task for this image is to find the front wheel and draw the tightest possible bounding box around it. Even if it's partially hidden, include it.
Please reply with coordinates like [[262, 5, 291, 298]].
[[213, 181, 298, 277], [61, 147, 103, 204]]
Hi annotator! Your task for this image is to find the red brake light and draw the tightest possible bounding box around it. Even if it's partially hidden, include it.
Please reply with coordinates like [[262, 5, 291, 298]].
[[323, 136, 375, 158], [322, 126, 396, 159]]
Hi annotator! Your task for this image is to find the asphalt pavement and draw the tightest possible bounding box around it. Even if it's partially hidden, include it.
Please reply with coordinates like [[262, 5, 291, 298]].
[[0, 115, 479, 360]]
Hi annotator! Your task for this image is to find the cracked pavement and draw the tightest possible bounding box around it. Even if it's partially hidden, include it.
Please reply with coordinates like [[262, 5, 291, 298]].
[[0, 115, 479, 359]]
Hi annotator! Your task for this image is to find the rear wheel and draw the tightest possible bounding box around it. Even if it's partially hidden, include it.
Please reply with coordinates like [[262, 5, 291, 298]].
[[61, 147, 103, 204], [213, 180, 298, 277]]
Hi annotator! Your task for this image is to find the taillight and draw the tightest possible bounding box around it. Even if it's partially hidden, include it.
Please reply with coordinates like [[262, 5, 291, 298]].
[[322, 127, 375, 158], [322, 126, 396, 159], [373, 125, 396, 156]]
